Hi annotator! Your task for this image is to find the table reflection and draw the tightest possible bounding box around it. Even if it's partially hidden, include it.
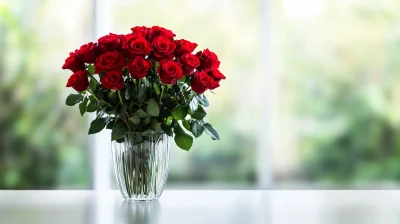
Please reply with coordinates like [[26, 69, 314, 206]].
[[116, 201, 160, 224], [1, 190, 400, 224]]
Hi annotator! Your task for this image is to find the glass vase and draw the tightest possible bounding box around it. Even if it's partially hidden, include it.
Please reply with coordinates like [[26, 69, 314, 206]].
[[111, 132, 170, 201]]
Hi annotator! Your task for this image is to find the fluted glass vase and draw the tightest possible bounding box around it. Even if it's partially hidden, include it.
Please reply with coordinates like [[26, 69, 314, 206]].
[[111, 132, 170, 201]]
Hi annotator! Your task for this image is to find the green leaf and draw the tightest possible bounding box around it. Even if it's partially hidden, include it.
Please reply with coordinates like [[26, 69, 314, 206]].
[[178, 76, 187, 83], [172, 105, 187, 120], [153, 61, 160, 73], [143, 116, 152, 125], [87, 64, 95, 75], [98, 100, 107, 107], [105, 107, 116, 115], [79, 97, 88, 116], [108, 91, 119, 105], [195, 94, 210, 107], [88, 118, 108, 134], [106, 119, 116, 129], [182, 119, 191, 131], [125, 83, 137, 100], [136, 109, 148, 118], [141, 129, 154, 137], [138, 83, 146, 102], [89, 77, 98, 92], [118, 104, 127, 118], [152, 122, 162, 133], [188, 97, 198, 114], [165, 116, 173, 125], [174, 132, 193, 151], [112, 119, 129, 141], [86, 101, 96, 112], [190, 121, 204, 138], [146, 99, 160, 117], [66, 94, 83, 106], [203, 123, 220, 140], [129, 115, 140, 125], [153, 83, 161, 95], [190, 105, 207, 120]]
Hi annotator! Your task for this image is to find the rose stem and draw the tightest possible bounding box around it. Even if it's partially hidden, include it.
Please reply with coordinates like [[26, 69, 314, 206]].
[[118, 91, 124, 106], [87, 89, 101, 102], [88, 73, 100, 85]]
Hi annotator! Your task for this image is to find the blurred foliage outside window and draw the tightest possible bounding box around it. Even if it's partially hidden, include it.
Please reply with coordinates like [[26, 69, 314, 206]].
[[0, 1, 92, 189], [275, 0, 400, 186]]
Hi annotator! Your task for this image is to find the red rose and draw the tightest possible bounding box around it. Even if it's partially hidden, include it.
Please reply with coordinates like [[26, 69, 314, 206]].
[[191, 71, 220, 94], [196, 49, 220, 72], [94, 51, 126, 73], [157, 60, 183, 85], [98, 33, 123, 51], [148, 26, 175, 41], [127, 56, 153, 79], [179, 54, 200, 76], [179, 53, 200, 69], [123, 33, 151, 57], [75, 42, 99, 64], [130, 26, 149, 37], [175, 39, 197, 57], [207, 69, 226, 82], [100, 70, 125, 91], [151, 36, 176, 60], [66, 70, 89, 92], [62, 52, 85, 72]]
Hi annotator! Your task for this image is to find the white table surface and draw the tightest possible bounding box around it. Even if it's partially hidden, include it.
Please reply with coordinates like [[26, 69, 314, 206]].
[[0, 190, 399, 224]]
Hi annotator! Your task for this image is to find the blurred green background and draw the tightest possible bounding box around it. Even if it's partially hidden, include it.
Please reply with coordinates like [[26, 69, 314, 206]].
[[1, 0, 400, 189]]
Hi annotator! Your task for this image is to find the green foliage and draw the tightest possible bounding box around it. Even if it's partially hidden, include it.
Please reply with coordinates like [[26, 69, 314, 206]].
[[88, 118, 108, 134], [112, 119, 130, 141], [203, 123, 220, 140], [174, 124, 193, 151], [190, 121, 204, 138], [65, 94, 82, 106], [190, 105, 207, 120], [136, 109, 148, 118], [87, 64, 95, 75], [172, 105, 187, 120], [79, 98, 88, 116], [64, 61, 221, 151], [280, 1, 400, 184], [0, 5, 89, 189], [146, 99, 160, 117], [195, 94, 210, 107]]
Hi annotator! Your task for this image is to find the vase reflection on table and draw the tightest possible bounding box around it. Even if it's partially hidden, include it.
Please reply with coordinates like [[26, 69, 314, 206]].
[[118, 200, 160, 224], [111, 132, 170, 201]]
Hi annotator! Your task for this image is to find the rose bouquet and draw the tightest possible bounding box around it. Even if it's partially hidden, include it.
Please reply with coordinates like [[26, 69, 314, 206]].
[[62, 26, 225, 151]]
